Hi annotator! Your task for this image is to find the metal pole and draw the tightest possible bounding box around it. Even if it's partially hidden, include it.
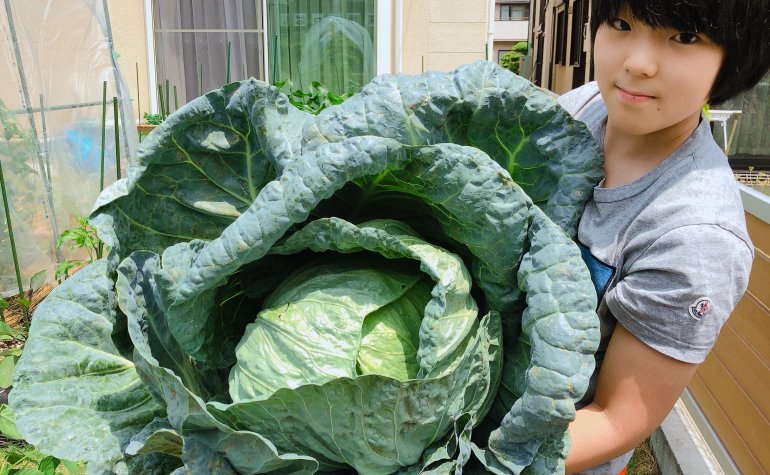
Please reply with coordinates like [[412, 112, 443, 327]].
[[37, 94, 63, 262], [3, 0, 61, 263], [38, 95, 52, 188]]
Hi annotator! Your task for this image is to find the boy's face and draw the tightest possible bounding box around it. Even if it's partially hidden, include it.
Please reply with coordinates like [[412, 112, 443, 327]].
[[593, 12, 724, 137]]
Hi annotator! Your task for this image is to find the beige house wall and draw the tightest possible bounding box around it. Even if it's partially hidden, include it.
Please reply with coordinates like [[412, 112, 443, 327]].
[[107, 0, 150, 123], [401, 0, 490, 74]]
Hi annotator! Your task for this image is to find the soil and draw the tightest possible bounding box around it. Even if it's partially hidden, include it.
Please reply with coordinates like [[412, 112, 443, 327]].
[[0, 282, 56, 352]]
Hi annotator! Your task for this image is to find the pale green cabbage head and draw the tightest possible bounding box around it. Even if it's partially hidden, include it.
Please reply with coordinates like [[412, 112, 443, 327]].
[[11, 61, 602, 474]]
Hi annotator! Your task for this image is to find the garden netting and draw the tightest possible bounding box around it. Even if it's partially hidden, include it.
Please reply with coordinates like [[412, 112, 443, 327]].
[[0, 0, 137, 296]]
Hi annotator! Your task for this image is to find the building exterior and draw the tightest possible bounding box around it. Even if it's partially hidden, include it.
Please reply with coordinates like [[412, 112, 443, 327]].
[[492, 0, 529, 67], [526, 0, 590, 93], [107, 0, 495, 119]]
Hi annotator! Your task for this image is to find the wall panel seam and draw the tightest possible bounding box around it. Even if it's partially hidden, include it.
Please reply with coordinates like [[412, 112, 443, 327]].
[[702, 348, 770, 427], [690, 372, 766, 472]]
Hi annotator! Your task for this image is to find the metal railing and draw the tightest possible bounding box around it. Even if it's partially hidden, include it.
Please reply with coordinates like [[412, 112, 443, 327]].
[[734, 167, 770, 196]]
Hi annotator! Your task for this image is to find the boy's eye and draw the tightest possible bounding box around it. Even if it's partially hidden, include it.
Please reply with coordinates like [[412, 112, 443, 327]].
[[672, 32, 700, 44], [609, 18, 631, 31]]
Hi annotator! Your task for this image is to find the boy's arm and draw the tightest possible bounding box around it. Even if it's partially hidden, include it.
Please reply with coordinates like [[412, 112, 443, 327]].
[[565, 323, 698, 474]]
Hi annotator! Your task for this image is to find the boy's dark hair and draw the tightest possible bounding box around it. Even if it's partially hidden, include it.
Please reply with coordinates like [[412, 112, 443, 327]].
[[590, 0, 770, 105]]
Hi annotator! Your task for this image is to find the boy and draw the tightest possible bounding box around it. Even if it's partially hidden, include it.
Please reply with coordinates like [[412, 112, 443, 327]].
[[556, 1, 770, 473]]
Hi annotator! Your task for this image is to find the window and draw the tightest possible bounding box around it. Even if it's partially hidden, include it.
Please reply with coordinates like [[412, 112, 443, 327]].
[[152, 0, 266, 109], [498, 4, 530, 21], [569, 0, 588, 66], [553, 6, 568, 66], [267, 0, 377, 96]]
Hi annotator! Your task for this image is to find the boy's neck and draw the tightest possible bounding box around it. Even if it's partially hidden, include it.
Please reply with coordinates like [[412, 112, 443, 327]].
[[601, 112, 701, 188]]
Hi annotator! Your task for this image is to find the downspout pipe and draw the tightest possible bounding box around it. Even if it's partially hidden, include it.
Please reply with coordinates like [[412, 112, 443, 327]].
[[395, 0, 403, 73], [487, 0, 495, 62]]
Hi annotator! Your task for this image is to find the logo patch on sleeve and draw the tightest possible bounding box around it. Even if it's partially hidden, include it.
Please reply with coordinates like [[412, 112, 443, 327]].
[[689, 298, 712, 321]]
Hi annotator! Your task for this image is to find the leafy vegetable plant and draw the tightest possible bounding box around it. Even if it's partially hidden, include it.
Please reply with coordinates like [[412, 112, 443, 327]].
[[273, 79, 352, 114], [142, 112, 164, 126], [10, 61, 603, 474], [54, 216, 105, 280]]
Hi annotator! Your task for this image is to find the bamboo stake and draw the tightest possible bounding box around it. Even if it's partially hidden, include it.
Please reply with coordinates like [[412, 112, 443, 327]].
[[113, 97, 121, 180], [165, 79, 170, 118], [272, 34, 278, 84], [0, 161, 26, 324], [226, 40, 231, 84], [173, 85, 178, 111], [157, 84, 165, 118], [199, 64, 203, 96]]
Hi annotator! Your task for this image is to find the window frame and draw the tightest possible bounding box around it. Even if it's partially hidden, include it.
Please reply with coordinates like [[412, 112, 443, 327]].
[[498, 3, 530, 21], [553, 4, 569, 67]]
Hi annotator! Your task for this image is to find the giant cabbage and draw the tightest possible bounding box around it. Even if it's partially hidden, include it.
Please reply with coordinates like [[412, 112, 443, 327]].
[[11, 61, 603, 474]]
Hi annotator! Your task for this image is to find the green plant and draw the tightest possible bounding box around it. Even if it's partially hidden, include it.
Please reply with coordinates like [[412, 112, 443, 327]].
[[11, 62, 603, 474], [274, 79, 352, 114], [0, 438, 83, 475], [142, 112, 164, 125], [500, 41, 529, 74], [54, 216, 104, 280]]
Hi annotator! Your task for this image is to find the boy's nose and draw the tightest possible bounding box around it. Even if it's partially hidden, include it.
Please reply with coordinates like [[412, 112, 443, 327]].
[[623, 44, 659, 77]]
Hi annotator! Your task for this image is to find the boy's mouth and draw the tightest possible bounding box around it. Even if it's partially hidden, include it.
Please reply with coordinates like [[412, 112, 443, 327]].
[[616, 86, 655, 103]]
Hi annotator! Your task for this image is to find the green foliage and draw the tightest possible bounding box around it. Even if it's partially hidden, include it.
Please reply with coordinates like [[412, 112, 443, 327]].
[[12, 62, 603, 474], [500, 41, 529, 74], [54, 216, 104, 280], [0, 439, 84, 475], [273, 79, 352, 114], [141, 112, 164, 125], [0, 403, 23, 440]]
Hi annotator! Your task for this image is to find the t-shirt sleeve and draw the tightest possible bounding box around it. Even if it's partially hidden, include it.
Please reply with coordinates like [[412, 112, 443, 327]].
[[557, 81, 601, 117], [605, 224, 753, 363]]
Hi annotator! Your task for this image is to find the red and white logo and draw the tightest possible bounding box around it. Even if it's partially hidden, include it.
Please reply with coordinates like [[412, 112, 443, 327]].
[[689, 298, 712, 321]]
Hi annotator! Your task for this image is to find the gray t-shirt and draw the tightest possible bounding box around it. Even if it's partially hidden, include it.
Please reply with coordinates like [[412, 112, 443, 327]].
[[558, 82, 753, 475]]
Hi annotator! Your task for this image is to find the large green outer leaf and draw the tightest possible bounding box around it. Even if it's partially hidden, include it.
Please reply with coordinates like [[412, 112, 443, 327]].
[[91, 81, 311, 256], [10, 260, 164, 469], [207, 312, 501, 474], [486, 205, 600, 473], [305, 61, 602, 234]]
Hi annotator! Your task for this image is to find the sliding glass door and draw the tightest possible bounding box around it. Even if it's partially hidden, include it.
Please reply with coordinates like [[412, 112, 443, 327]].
[[266, 0, 377, 95]]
